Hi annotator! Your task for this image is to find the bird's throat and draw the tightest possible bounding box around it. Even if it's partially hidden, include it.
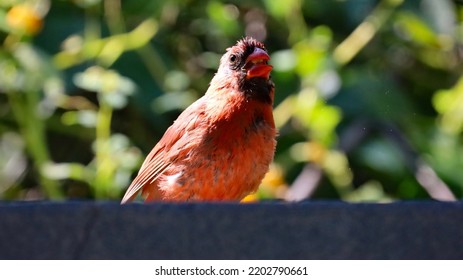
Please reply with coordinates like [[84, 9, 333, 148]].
[[240, 78, 274, 105]]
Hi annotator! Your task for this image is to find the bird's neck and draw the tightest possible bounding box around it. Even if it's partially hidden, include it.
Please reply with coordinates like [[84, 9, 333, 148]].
[[208, 73, 274, 104], [239, 78, 274, 105], [204, 85, 275, 130]]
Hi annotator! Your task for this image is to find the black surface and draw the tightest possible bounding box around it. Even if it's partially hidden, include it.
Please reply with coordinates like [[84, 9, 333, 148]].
[[0, 201, 462, 259]]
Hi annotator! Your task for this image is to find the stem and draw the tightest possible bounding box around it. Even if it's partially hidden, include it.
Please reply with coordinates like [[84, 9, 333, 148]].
[[94, 100, 114, 199], [285, 0, 310, 44], [104, 0, 125, 34], [9, 91, 64, 199]]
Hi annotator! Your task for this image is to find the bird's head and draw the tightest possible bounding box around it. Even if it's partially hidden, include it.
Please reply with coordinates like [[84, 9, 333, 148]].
[[220, 37, 273, 80], [210, 37, 274, 103]]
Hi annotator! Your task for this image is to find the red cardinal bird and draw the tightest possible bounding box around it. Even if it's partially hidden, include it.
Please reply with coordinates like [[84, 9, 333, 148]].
[[121, 37, 276, 203]]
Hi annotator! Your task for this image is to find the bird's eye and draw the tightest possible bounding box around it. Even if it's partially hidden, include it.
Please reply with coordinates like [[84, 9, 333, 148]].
[[230, 54, 237, 63]]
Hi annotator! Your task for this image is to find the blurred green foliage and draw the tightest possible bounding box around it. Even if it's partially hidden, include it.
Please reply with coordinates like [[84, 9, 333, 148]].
[[0, 0, 462, 202]]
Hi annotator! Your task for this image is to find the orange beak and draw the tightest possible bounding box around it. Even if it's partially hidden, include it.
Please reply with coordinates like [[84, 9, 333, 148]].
[[245, 48, 272, 79]]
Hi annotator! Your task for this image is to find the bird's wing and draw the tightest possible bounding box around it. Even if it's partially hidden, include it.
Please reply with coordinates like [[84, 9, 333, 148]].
[[120, 143, 171, 204], [121, 98, 208, 203]]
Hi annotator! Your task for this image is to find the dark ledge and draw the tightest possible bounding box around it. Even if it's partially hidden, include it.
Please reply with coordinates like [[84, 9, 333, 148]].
[[0, 201, 462, 259]]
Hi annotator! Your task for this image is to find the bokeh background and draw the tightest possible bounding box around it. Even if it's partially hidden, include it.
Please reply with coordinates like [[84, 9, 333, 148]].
[[1, 0, 462, 202]]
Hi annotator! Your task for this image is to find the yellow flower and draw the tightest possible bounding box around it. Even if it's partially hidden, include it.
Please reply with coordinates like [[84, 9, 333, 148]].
[[6, 4, 43, 35], [240, 194, 259, 203]]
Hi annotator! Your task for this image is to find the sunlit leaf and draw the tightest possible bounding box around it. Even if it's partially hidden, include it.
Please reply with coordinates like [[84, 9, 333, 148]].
[[433, 77, 463, 134], [394, 12, 439, 46]]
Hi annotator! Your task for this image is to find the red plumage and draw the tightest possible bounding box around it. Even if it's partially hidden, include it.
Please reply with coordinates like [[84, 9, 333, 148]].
[[121, 37, 276, 203]]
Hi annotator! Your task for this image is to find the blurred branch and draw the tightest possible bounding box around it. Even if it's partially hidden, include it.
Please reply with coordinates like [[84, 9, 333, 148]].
[[104, 0, 125, 35], [333, 0, 403, 65], [286, 0, 310, 44], [338, 120, 371, 153], [285, 164, 322, 202], [379, 123, 456, 201], [53, 19, 159, 69], [93, 100, 114, 199], [339, 120, 456, 201], [8, 91, 64, 199], [136, 44, 168, 87]]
